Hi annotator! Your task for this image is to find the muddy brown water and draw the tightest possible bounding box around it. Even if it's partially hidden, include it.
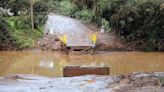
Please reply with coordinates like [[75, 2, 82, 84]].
[[0, 51, 163, 77]]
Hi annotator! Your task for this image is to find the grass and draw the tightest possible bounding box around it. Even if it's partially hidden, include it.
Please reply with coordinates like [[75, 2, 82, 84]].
[[5, 16, 44, 50]]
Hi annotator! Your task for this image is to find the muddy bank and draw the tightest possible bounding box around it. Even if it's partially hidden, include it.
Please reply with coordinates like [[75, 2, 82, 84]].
[[0, 72, 164, 92], [36, 32, 124, 53]]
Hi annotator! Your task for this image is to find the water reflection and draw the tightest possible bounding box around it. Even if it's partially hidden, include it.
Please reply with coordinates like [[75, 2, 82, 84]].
[[0, 51, 163, 77], [39, 59, 54, 69]]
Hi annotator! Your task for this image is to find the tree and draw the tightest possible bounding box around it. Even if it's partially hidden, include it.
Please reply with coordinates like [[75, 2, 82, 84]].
[[3, 0, 29, 16], [30, 0, 34, 31]]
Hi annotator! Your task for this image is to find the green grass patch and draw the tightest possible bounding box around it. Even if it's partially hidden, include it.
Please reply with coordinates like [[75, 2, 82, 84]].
[[12, 28, 43, 50], [5, 16, 44, 50]]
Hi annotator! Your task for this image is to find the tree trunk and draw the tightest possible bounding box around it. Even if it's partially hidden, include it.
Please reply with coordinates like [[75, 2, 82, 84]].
[[30, 0, 34, 31]]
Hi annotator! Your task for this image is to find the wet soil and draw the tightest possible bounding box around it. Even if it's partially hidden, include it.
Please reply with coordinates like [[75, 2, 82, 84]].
[[0, 72, 163, 92]]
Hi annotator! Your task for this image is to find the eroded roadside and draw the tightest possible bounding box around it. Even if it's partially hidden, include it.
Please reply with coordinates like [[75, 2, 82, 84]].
[[0, 72, 164, 92]]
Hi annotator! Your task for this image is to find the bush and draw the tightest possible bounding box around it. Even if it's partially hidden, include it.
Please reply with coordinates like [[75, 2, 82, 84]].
[[101, 18, 111, 32], [33, 0, 48, 28], [72, 0, 96, 9], [75, 7, 94, 23], [93, 0, 164, 51], [0, 0, 46, 50], [110, 1, 164, 51], [0, 17, 17, 50], [48, 0, 78, 17], [11, 0, 48, 29], [47, 0, 58, 13], [0, 9, 3, 17], [14, 16, 31, 29]]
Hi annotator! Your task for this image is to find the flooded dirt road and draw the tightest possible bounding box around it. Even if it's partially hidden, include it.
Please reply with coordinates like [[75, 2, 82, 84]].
[[44, 14, 93, 47], [43, 14, 123, 50], [0, 51, 163, 77]]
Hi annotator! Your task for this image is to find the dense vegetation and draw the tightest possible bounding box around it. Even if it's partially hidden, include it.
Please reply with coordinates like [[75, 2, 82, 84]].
[[0, 0, 163, 51], [95, 0, 164, 51], [52, 0, 164, 51], [0, 0, 47, 50]]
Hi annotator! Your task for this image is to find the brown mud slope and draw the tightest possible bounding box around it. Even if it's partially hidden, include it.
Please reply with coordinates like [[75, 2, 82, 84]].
[[96, 32, 124, 51], [0, 72, 164, 92], [37, 35, 66, 51]]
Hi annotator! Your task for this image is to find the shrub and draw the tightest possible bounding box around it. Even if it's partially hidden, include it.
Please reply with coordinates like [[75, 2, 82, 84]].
[[33, 0, 48, 28], [52, 0, 78, 17], [12, 0, 48, 29], [93, 0, 164, 51], [101, 18, 111, 32], [14, 16, 31, 29], [0, 17, 17, 50], [75, 7, 94, 23], [110, 1, 164, 51]]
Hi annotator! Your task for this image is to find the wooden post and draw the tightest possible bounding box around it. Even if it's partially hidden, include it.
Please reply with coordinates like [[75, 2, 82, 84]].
[[63, 66, 110, 77]]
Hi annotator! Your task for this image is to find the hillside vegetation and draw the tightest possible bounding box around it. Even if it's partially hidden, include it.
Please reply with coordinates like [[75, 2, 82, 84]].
[[0, 0, 163, 51], [63, 0, 164, 51], [0, 0, 47, 50]]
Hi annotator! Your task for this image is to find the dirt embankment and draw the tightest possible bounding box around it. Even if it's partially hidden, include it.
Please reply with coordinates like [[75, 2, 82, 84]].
[[36, 35, 66, 51], [0, 72, 164, 92], [36, 32, 125, 53]]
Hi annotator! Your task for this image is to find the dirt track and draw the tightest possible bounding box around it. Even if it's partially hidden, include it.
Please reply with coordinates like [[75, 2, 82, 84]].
[[39, 14, 124, 51], [44, 14, 94, 47]]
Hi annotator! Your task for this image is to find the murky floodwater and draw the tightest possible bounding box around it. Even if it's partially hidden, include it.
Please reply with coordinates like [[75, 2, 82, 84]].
[[0, 51, 163, 77]]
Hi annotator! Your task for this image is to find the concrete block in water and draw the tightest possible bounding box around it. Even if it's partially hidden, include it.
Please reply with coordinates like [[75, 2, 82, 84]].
[[63, 66, 110, 77]]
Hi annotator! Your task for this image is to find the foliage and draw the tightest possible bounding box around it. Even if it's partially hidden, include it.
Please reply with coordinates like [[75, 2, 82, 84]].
[[0, 16, 44, 50], [71, 0, 164, 51], [75, 7, 94, 23], [48, 0, 78, 17], [0, 0, 46, 50], [160, 77, 164, 87], [12, 28, 43, 50], [33, 0, 48, 27], [101, 18, 111, 32], [58, 1, 77, 17], [72, 0, 96, 9], [109, 0, 164, 51], [5, 0, 48, 30], [0, 0, 163, 51], [0, 17, 17, 50], [47, 0, 59, 13], [14, 16, 31, 29], [0, 0, 29, 16], [0, 9, 3, 17]]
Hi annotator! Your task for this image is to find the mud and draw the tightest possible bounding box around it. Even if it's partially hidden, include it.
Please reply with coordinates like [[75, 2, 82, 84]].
[[37, 35, 67, 51], [0, 72, 164, 92]]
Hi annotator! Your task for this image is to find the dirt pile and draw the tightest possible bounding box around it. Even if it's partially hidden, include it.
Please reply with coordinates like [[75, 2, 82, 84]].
[[95, 32, 125, 51], [37, 35, 67, 51]]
